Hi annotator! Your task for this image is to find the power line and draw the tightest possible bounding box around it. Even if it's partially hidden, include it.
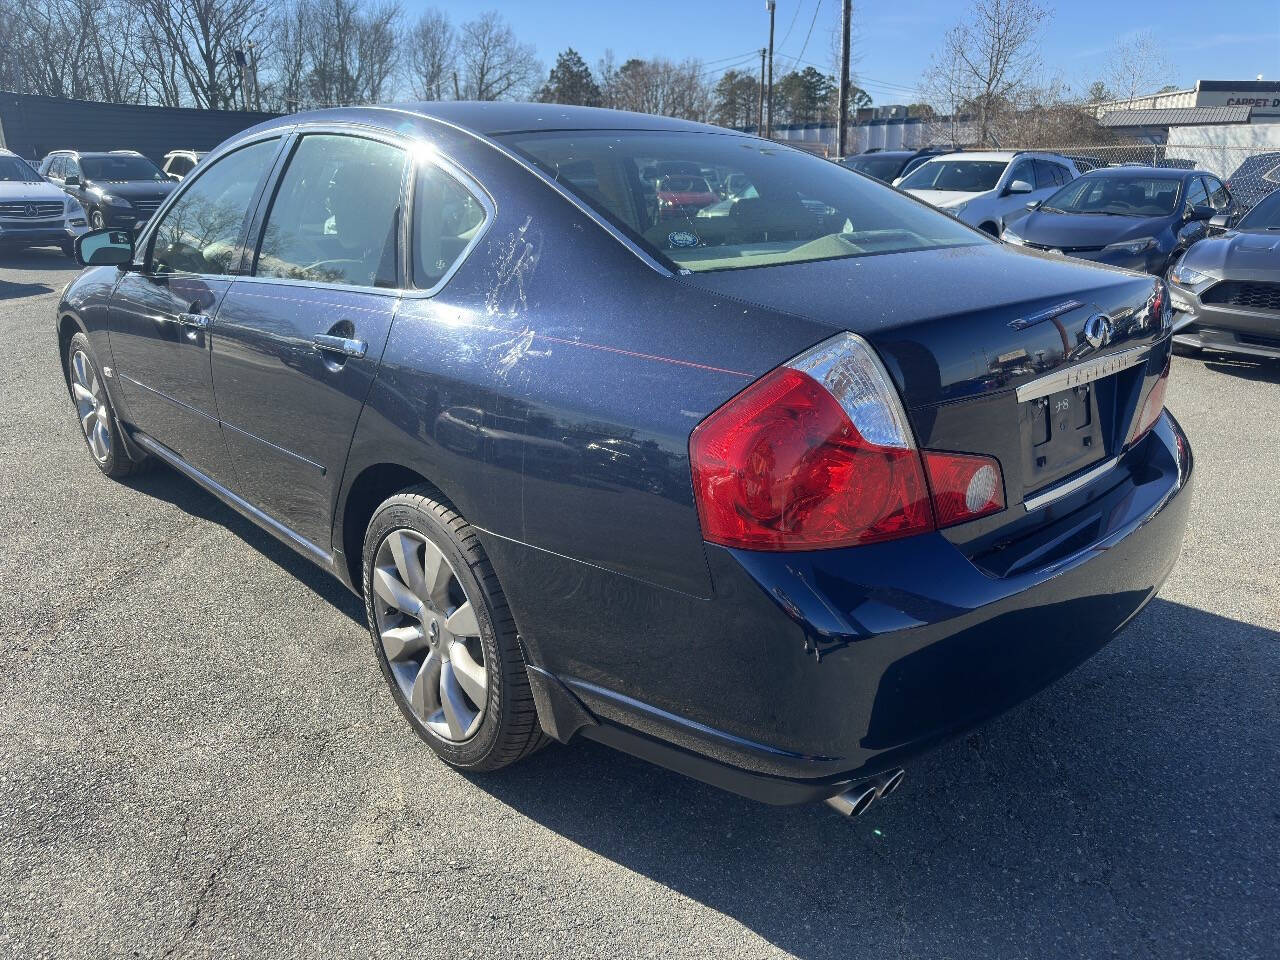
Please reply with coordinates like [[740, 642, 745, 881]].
[[776, 0, 805, 51], [791, 0, 824, 68]]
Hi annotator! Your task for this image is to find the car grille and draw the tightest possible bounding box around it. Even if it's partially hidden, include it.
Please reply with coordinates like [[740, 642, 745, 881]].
[[1202, 281, 1280, 313], [0, 201, 63, 220], [132, 199, 163, 220]]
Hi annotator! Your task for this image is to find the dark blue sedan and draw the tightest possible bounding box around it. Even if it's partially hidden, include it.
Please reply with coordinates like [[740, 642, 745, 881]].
[[55, 104, 1192, 816], [1001, 167, 1240, 275]]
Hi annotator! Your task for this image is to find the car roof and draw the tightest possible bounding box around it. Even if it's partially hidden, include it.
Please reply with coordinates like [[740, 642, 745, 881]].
[[244, 101, 732, 141], [1079, 166, 1209, 179]]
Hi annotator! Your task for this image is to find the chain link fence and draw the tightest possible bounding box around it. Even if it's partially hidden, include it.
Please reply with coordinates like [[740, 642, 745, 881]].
[[1035, 144, 1280, 208]]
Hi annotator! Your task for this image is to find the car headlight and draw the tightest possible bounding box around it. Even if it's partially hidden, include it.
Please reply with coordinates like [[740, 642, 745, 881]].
[[946, 200, 970, 216], [1102, 236, 1156, 255], [1001, 227, 1025, 245], [64, 196, 87, 227], [90, 188, 130, 207], [1170, 263, 1212, 286]]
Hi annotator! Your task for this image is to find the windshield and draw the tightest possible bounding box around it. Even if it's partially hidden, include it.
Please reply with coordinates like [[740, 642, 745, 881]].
[[500, 131, 981, 273], [899, 159, 1006, 193], [0, 157, 41, 183], [1238, 190, 1280, 229], [1041, 175, 1181, 217], [842, 155, 907, 182], [80, 156, 166, 182]]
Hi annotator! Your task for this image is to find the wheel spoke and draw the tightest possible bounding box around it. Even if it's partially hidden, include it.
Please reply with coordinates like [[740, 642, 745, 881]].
[[444, 601, 479, 639], [373, 566, 421, 617], [439, 662, 475, 739], [449, 641, 487, 706], [72, 352, 88, 386], [420, 538, 453, 608], [380, 624, 426, 662], [387, 532, 426, 599], [80, 408, 97, 435], [72, 382, 95, 405], [87, 373, 99, 398], [409, 652, 442, 718]]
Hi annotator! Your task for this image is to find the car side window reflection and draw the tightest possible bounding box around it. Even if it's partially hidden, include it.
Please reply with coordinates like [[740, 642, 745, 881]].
[[150, 138, 280, 277], [413, 162, 487, 289], [254, 134, 407, 289]]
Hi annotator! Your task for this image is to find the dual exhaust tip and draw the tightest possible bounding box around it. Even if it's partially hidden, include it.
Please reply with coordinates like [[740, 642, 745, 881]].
[[824, 767, 905, 818]]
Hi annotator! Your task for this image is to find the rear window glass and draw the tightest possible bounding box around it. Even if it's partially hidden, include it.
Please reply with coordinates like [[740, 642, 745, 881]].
[[500, 131, 980, 273], [842, 156, 907, 181]]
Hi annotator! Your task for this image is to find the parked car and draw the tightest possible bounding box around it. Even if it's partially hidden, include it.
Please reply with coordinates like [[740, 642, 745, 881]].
[[655, 174, 719, 218], [1224, 151, 1280, 209], [837, 148, 948, 184], [1001, 167, 1239, 276], [161, 149, 207, 181], [1167, 188, 1280, 359], [57, 104, 1191, 815], [899, 150, 1079, 234], [0, 148, 87, 255], [38, 149, 175, 232]]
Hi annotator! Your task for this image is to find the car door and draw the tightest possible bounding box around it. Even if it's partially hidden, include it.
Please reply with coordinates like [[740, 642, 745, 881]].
[[107, 136, 283, 482], [995, 158, 1039, 224], [209, 130, 408, 549]]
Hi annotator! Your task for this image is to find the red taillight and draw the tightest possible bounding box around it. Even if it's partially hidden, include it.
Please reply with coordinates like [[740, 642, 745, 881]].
[[922, 451, 1006, 527], [690, 333, 935, 550], [1129, 357, 1170, 444]]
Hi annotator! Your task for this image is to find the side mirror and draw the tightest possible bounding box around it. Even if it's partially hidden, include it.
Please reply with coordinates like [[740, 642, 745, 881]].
[[75, 228, 135, 267], [1208, 213, 1231, 231], [1006, 179, 1033, 195], [1187, 204, 1215, 222], [1024, 199, 1042, 211], [63, 174, 80, 186]]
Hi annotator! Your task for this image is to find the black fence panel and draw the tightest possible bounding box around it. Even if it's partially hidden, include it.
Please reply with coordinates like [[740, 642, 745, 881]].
[[0, 92, 279, 166]]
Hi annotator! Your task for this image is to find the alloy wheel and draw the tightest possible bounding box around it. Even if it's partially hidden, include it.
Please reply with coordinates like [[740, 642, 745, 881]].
[[71, 350, 110, 463], [372, 529, 487, 742]]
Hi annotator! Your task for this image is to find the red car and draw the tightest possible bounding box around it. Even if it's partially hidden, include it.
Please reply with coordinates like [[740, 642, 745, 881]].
[[656, 175, 718, 218]]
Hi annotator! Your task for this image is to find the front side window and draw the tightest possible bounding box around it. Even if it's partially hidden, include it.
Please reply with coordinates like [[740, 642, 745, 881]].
[[151, 138, 280, 276], [502, 131, 980, 273], [1041, 176, 1182, 217], [1204, 177, 1232, 211], [413, 162, 487, 289], [1006, 159, 1034, 190], [255, 134, 407, 288], [80, 155, 166, 182], [1184, 177, 1210, 211], [898, 158, 1007, 193]]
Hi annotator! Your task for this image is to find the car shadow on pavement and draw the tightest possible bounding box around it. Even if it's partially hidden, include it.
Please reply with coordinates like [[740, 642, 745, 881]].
[[0, 249, 80, 300], [1200, 356, 1280, 384], [466, 599, 1278, 958], [123, 466, 366, 622]]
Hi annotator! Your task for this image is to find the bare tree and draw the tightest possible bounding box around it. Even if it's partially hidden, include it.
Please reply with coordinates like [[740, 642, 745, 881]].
[[1105, 30, 1172, 103], [406, 9, 454, 101], [457, 11, 541, 101], [608, 58, 711, 120], [925, 0, 1050, 147], [264, 0, 312, 111], [127, 0, 274, 108]]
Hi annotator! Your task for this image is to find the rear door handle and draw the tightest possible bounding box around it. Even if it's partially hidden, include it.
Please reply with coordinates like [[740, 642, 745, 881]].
[[175, 312, 210, 329], [311, 334, 367, 359]]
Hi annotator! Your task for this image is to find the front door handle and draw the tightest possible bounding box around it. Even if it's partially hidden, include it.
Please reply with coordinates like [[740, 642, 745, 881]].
[[312, 334, 367, 359], [175, 312, 210, 329]]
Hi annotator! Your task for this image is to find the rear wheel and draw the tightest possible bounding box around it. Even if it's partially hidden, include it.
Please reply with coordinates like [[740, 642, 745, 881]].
[[363, 487, 546, 770], [66, 332, 143, 478]]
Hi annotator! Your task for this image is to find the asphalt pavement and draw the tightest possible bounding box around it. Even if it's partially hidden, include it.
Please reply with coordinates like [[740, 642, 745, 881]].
[[1, 247, 1277, 959]]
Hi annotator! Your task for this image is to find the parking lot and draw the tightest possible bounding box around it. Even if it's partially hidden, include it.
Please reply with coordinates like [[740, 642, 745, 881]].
[[0, 248, 1276, 959]]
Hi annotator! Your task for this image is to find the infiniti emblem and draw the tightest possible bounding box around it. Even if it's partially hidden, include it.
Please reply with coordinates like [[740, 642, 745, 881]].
[[1082, 313, 1112, 350]]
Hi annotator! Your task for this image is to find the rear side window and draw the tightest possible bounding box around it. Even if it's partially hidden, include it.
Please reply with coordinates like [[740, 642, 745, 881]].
[[254, 134, 407, 289], [413, 162, 488, 289], [150, 138, 280, 276]]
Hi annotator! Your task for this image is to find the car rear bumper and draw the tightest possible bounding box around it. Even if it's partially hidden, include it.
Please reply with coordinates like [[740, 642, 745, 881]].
[[541, 410, 1193, 804]]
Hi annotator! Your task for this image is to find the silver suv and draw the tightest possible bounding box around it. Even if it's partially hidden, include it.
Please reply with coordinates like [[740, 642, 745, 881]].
[[0, 148, 87, 256]]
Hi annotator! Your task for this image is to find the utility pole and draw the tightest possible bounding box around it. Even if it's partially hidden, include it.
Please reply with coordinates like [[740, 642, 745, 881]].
[[765, 1, 776, 139], [757, 48, 766, 132], [836, 0, 851, 158], [248, 41, 262, 111]]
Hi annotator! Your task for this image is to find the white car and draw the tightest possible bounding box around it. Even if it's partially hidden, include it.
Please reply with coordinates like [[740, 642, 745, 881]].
[[898, 151, 1079, 235], [0, 148, 87, 256]]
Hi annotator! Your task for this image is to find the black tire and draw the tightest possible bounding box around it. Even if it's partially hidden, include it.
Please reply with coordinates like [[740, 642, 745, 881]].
[[363, 486, 547, 771], [60, 240, 75, 259], [66, 332, 145, 479]]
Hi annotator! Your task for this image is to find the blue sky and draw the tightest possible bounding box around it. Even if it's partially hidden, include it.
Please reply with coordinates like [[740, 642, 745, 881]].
[[407, 0, 1280, 104]]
